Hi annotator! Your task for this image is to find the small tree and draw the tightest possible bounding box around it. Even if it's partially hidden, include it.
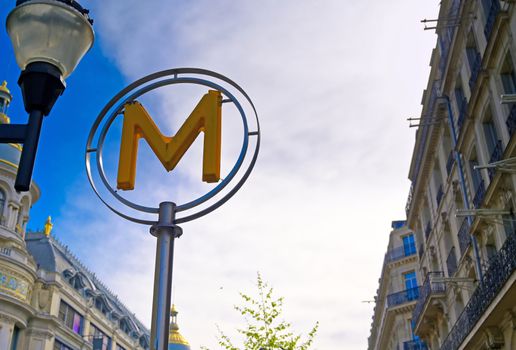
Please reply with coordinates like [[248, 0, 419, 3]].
[[203, 273, 318, 350]]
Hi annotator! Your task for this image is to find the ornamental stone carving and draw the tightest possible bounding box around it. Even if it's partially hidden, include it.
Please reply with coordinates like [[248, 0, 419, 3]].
[[483, 326, 504, 349], [37, 285, 50, 311]]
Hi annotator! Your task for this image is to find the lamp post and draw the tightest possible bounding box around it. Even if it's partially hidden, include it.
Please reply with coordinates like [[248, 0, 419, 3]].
[[3, 0, 94, 191]]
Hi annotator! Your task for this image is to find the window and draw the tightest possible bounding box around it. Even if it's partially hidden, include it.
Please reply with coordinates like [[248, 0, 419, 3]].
[[139, 336, 149, 349], [0, 189, 5, 224], [91, 324, 112, 350], [120, 318, 132, 335], [116, 345, 126, 350], [95, 296, 110, 315], [466, 31, 481, 89], [58, 301, 83, 335], [54, 339, 74, 350], [454, 84, 467, 109], [71, 276, 83, 290], [470, 160, 481, 189], [501, 52, 516, 94], [468, 149, 483, 192], [466, 46, 479, 69], [482, 105, 501, 166], [403, 271, 419, 300], [483, 120, 499, 156], [10, 325, 19, 350], [402, 234, 416, 256]]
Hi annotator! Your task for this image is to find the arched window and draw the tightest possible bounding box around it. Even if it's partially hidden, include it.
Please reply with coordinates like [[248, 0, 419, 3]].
[[0, 189, 5, 225]]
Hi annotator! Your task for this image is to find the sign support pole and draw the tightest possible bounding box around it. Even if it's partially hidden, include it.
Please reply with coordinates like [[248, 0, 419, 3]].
[[149, 202, 183, 350]]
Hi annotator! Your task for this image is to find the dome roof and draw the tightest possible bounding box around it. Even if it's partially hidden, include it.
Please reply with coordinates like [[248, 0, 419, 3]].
[[168, 305, 191, 350]]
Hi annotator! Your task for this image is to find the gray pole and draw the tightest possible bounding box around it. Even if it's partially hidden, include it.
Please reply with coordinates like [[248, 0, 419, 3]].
[[149, 202, 183, 350]]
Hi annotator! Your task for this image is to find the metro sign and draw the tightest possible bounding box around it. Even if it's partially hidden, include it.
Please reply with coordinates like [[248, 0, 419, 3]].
[[117, 90, 222, 190], [86, 68, 259, 225]]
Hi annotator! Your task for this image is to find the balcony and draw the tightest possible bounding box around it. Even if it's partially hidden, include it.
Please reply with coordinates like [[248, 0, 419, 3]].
[[441, 234, 516, 350], [484, 0, 501, 40], [385, 244, 417, 264], [403, 339, 428, 350], [436, 184, 444, 207], [473, 179, 485, 209], [446, 247, 458, 277], [468, 52, 482, 92], [387, 287, 420, 308], [413, 272, 446, 329], [487, 140, 503, 181], [446, 151, 454, 176], [506, 104, 516, 137], [458, 218, 471, 256]]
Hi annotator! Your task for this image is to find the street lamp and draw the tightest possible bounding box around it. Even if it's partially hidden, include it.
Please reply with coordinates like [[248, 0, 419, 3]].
[[3, 0, 94, 191]]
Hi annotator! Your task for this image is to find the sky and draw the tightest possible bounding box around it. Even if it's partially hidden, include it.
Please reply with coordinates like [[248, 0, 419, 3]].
[[1, 1, 440, 349]]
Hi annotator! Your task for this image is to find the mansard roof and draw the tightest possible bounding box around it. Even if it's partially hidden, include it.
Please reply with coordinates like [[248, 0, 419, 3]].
[[25, 231, 150, 343]]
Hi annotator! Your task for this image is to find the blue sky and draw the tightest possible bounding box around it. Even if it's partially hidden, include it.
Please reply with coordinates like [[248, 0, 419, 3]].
[[1, 1, 125, 228], [1, 1, 440, 349]]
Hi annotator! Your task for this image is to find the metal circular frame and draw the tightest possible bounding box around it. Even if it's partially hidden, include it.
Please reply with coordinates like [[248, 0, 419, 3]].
[[85, 68, 260, 225]]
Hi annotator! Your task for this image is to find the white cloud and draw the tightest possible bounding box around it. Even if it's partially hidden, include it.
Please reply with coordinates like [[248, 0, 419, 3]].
[[56, 1, 440, 348]]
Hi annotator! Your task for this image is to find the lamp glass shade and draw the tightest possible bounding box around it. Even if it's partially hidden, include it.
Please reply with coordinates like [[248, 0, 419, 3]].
[[6, 0, 94, 79]]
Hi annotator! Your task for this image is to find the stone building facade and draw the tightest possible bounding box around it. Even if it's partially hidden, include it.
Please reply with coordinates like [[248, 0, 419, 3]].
[[371, 0, 516, 349], [368, 221, 427, 350]]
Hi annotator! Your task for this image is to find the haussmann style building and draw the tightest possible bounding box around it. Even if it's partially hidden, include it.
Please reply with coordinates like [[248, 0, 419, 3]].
[[370, 0, 516, 349], [0, 81, 191, 350], [368, 221, 426, 350]]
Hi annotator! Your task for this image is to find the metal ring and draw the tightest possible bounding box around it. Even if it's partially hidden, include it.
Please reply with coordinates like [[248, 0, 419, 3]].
[[85, 68, 260, 225]]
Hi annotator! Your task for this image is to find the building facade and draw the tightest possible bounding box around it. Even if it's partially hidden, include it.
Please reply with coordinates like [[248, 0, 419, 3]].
[[371, 0, 516, 349], [368, 221, 427, 350], [0, 80, 161, 350]]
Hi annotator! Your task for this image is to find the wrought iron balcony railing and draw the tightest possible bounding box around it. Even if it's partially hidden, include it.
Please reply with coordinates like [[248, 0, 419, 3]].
[[385, 244, 417, 264], [446, 151, 454, 176], [441, 234, 516, 350], [468, 52, 482, 92], [412, 271, 446, 327], [446, 247, 458, 277], [458, 218, 471, 256], [403, 339, 428, 350], [425, 221, 432, 241], [473, 179, 485, 209], [488, 140, 503, 181], [436, 184, 444, 207], [387, 287, 420, 308], [484, 0, 501, 40], [507, 104, 516, 137]]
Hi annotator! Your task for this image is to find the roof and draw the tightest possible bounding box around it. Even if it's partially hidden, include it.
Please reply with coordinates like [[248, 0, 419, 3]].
[[25, 231, 150, 347], [168, 305, 190, 350]]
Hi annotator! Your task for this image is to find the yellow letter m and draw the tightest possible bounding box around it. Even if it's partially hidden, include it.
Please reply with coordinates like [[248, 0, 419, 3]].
[[117, 90, 222, 190]]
